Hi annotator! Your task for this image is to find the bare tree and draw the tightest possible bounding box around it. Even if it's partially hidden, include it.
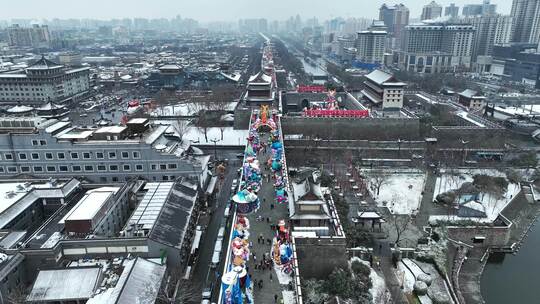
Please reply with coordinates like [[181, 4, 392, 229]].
[[197, 112, 211, 143], [392, 215, 411, 247], [175, 119, 192, 143], [370, 171, 389, 196], [7, 284, 28, 304]]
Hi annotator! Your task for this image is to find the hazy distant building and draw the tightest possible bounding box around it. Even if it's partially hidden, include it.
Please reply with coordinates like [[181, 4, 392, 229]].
[[238, 18, 268, 33], [463, 0, 497, 16], [399, 23, 475, 72], [510, 0, 540, 44], [7, 24, 50, 48], [379, 3, 409, 47], [445, 3, 460, 18], [356, 22, 387, 64], [421, 1, 443, 20]]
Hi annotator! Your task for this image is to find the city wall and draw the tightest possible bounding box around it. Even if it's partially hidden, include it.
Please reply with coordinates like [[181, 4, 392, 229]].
[[281, 117, 421, 141], [294, 236, 348, 279]]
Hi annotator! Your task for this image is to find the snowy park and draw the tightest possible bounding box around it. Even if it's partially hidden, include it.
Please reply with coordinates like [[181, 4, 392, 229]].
[[367, 171, 427, 215], [431, 169, 521, 222]]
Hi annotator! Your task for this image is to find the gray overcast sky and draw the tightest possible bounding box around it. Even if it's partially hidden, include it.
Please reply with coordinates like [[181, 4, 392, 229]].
[[2, 0, 512, 22]]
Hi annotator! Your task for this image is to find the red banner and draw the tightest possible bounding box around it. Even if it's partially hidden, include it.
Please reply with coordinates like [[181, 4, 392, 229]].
[[303, 109, 370, 118], [297, 85, 326, 93]]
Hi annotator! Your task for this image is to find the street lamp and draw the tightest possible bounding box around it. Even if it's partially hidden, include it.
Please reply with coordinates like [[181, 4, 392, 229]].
[[210, 138, 219, 161]]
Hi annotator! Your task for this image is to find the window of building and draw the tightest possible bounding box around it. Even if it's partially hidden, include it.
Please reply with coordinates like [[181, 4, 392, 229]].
[[7, 166, 17, 173], [59, 166, 69, 172], [133, 151, 140, 159], [18, 153, 27, 160], [84, 165, 93, 172], [96, 152, 104, 159], [112, 177, 119, 182], [162, 176, 169, 181], [20, 166, 30, 173], [109, 165, 118, 171], [83, 152, 91, 159], [31, 153, 39, 160], [46, 166, 56, 172], [108, 152, 116, 159], [100, 177, 107, 183], [31, 140, 39, 146], [45, 153, 53, 160], [151, 164, 157, 170], [72, 165, 82, 172], [168, 164, 177, 170], [39, 140, 46, 146], [97, 165, 106, 171], [70, 152, 79, 159], [123, 164, 131, 171], [121, 151, 129, 159], [135, 164, 143, 171], [0, 167, 4, 173], [160, 164, 167, 170], [4, 153, 13, 160], [33, 166, 43, 172]]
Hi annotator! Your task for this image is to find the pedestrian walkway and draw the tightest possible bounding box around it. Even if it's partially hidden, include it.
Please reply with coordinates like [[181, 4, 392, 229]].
[[246, 132, 291, 303]]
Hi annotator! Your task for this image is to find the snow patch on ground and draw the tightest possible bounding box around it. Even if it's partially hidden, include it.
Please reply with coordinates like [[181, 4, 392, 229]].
[[368, 173, 426, 215], [282, 290, 295, 304], [351, 257, 390, 303], [397, 260, 416, 293]]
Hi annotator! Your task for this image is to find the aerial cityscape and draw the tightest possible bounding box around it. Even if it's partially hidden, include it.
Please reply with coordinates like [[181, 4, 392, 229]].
[[0, 0, 539, 303]]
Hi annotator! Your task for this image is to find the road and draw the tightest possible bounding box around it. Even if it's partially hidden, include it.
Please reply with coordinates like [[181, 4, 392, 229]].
[[180, 156, 241, 303]]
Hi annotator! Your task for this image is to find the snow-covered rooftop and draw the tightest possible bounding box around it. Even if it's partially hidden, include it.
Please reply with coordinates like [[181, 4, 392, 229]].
[[27, 267, 102, 302], [62, 187, 119, 222]]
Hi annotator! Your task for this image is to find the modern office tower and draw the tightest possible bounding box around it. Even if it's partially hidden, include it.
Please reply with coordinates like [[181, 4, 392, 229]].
[[510, 0, 540, 44], [421, 1, 443, 20], [356, 22, 387, 64], [445, 3, 460, 18]]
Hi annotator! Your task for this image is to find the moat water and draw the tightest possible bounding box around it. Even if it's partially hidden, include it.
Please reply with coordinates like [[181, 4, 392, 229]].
[[481, 216, 540, 303]]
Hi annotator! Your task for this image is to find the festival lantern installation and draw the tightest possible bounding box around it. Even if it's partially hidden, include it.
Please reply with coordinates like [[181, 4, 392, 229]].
[[271, 220, 294, 274], [222, 215, 253, 304]]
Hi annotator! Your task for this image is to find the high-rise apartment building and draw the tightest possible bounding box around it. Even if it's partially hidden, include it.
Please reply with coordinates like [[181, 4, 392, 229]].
[[463, 0, 497, 16], [510, 0, 540, 44], [445, 3, 460, 18], [461, 15, 513, 59], [7, 24, 50, 48], [356, 22, 387, 64], [421, 1, 443, 21]]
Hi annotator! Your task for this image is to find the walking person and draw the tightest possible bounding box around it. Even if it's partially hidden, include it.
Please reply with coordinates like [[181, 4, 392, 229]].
[[274, 294, 278, 303], [270, 272, 273, 282]]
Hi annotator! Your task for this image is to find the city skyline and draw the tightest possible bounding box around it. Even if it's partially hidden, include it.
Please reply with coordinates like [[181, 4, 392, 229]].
[[1, 0, 513, 22]]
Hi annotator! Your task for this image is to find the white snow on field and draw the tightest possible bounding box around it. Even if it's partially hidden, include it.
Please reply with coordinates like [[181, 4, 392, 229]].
[[368, 173, 426, 214], [183, 127, 248, 146], [433, 168, 521, 222], [151, 102, 238, 117]]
